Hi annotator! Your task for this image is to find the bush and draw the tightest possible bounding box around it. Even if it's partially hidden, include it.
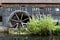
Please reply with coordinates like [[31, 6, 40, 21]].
[[38, 16, 55, 35], [53, 26, 60, 35], [27, 16, 41, 34], [27, 15, 56, 35], [19, 15, 60, 35]]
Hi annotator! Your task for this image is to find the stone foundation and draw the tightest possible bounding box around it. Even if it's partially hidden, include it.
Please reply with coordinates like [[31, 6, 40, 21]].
[[0, 26, 8, 32]]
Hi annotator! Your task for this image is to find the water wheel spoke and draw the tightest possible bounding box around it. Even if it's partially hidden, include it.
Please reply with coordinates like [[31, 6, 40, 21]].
[[15, 14, 20, 20], [12, 23, 17, 27], [23, 18, 29, 21], [21, 23, 27, 25], [10, 19, 18, 22], [21, 14, 23, 20], [21, 23, 27, 27], [16, 23, 19, 28]]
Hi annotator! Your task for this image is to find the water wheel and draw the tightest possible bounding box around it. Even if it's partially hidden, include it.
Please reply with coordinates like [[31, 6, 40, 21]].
[[9, 10, 31, 28]]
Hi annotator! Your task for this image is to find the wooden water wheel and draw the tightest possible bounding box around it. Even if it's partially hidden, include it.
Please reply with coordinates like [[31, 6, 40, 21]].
[[8, 10, 31, 28]]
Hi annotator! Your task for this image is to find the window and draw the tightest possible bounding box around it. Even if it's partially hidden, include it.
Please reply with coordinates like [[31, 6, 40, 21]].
[[0, 16, 2, 22]]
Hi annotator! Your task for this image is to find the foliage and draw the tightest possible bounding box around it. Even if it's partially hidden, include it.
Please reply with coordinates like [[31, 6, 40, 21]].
[[27, 15, 56, 35], [27, 16, 41, 34], [9, 15, 60, 35], [53, 26, 60, 35], [40, 16, 55, 32]]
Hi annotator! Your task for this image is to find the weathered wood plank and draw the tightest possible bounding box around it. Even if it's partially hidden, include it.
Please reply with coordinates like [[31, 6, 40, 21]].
[[1, 0, 60, 3]]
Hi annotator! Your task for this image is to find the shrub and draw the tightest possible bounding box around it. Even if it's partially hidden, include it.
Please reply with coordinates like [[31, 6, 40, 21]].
[[42, 16, 55, 30], [27, 15, 56, 35], [27, 16, 41, 34], [53, 26, 60, 35], [38, 16, 56, 35]]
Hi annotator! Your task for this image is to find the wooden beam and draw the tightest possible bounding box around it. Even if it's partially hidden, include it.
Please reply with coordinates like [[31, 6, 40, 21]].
[[1, 0, 60, 3]]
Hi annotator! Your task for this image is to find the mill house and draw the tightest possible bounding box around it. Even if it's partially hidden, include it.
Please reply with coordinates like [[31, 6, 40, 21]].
[[0, 0, 60, 28]]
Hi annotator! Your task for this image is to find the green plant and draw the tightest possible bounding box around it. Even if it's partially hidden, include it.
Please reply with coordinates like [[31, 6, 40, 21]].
[[53, 26, 60, 35], [38, 16, 56, 35], [42, 16, 55, 30], [27, 15, 56, 35], [27, 16, 41, 34]]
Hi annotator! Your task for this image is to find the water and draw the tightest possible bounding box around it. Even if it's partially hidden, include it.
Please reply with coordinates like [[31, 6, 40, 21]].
[[0, 33, 60, 40]]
